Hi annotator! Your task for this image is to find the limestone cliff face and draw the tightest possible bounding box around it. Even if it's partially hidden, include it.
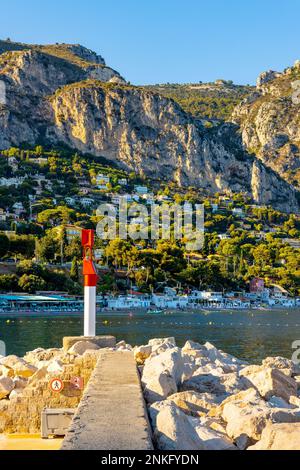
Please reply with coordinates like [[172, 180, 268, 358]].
[[47, 82, 298, 211], [0, 42, 298, 212], [232, 61, 300, 190]]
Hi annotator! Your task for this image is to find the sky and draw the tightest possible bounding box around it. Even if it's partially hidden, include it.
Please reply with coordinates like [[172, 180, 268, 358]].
[[2, 0, 300, 85]]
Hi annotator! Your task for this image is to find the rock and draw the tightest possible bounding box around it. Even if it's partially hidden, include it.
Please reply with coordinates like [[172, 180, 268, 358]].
[[9, 388, 24, 399], [148, 342, 178, 360], [203, 342, 247, 368], [133, 345, 152, 365], [143, 371, 177, 404], [167, 391, 218, 417], [0, 377, 14, 399], [47, 359, 65, 374], [290, 395, 300, 407], [199, 416, 228, 435], [181, 372, 250, 400], [262, 356, 300, 376], [240, 365, 297, 401], [191, 363, 225, 377], [0, 355, 37, 378], [248, 422, 300, 450], [267, 395, 294, 409], [256, 70, 281, 87], [12, 376, 27, 389], [27, 366, 48, 385], [154, 403, 236, 450], [67, 341, 100, 355], [223, 401, 271, 446], [212, 388, 272, 447], [148, 338, 176, 347], [148, 400, 174, 429], [269, 408, 300, 424], [116, 342, 132, 351], [24, 348, 61, 366], [142, 348, 184, 403], [208, 388, 264, 418], [0, 365, 14, 378]]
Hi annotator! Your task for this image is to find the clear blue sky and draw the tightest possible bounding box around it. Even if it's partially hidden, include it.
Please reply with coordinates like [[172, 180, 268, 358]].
[[2, 0, 300, 85]]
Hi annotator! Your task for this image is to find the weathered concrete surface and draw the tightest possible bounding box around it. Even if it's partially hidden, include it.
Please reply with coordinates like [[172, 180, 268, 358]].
[[61, 351, 153, 450], [63, 336, 116, 351]]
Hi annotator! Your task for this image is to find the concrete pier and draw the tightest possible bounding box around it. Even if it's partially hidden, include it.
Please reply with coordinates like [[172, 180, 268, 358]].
[[61, 350, 153, 450]]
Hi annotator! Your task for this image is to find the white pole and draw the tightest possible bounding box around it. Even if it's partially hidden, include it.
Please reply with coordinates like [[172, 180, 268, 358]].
[[84, 285, 96, 336]]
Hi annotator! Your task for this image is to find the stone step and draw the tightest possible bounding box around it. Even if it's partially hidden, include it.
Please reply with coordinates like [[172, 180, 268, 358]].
[[61, 350, 153, 450]]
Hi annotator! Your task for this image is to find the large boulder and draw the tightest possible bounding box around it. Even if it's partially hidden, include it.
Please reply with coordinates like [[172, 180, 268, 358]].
[[208, 388, 263, 418], [148, 338, 176, 348], [68, 341, 100, 355], [0, 365, 14, 378], [167, 391, 218, 417], [24, 348, 61, 366], [222, 401, 271, 447], [202, 342, 248, 368], [133, 345, 152, 365], [181, 372, 250, 400], [215, 388, 272, 448], [248, 422, 300, 450], [0, 376, 14, 399], [0, 355, 37, 378], [142, 348, 185, 403], [154, 403, 236, 450], [47, 359, 65, 374], [240, 365, 297, 401], [262, 356, 300, 376]]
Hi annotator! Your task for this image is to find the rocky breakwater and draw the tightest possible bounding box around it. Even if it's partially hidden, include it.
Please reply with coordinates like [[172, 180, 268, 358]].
[[0, 340, 103, 434], [133, 338, 300, 450]]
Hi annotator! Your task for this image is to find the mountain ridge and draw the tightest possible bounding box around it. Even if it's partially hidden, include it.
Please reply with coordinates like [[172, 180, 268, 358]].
[[0, 40, 298, 213]]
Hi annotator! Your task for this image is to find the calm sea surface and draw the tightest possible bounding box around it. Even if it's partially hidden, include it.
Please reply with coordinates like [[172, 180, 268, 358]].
[[1, 308, 300, 362]]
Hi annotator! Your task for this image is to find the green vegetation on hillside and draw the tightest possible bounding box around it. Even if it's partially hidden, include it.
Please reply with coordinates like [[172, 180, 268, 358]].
[[144, 82, 253, 121]]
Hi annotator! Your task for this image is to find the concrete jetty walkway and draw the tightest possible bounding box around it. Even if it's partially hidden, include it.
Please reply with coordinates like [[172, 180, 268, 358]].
[[61, 350, 153, 450]]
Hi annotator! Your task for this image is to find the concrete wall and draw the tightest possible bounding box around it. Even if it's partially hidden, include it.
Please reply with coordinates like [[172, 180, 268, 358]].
[[0, 352, 98, 434]]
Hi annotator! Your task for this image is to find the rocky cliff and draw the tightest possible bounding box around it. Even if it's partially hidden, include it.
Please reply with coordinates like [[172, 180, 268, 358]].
[[0, 40, 298, 212], [232, 61, 300, 190]]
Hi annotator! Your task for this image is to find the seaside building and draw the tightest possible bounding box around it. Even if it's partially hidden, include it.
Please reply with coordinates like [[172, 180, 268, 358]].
[[106, 294, 151, 309], [96, 174, 110, 189]]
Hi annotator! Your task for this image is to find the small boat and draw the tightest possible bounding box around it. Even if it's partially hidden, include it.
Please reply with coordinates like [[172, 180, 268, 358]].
[[147, 309, 164, 314]]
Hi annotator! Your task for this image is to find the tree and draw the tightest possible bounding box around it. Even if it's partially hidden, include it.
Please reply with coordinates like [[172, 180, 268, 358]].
[[36, 235, 59, 263], [70, 257, 79, 282], [18, 274, 46, 293], [0, 233, 9, 259]]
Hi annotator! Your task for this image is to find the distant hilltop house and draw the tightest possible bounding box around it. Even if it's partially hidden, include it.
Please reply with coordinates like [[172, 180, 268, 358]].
[[134, 185, 148, 195], [0, 177, 25, 187], [80, 197, 95, 207], [54, 224, 82, 243], [96, 174, 110, 189], [0, 208, 7, 221], [12, 202, 25, 216], [65, 197, 76, 206], [232, 207, 245, 218], [283, 238, 300, 249], [28, 156, 48, 165], [7, 157, 18, 171]]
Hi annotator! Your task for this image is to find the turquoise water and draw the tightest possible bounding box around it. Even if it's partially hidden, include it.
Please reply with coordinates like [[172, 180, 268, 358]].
[[0, 308, 300, 362]]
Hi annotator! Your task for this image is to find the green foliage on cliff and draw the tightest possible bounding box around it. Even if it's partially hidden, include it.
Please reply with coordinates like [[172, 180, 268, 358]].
[[144, 82, 253, 120]]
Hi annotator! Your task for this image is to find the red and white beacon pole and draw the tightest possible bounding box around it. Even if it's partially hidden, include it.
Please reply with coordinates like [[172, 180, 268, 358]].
[[81, 229, 98, 337]]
